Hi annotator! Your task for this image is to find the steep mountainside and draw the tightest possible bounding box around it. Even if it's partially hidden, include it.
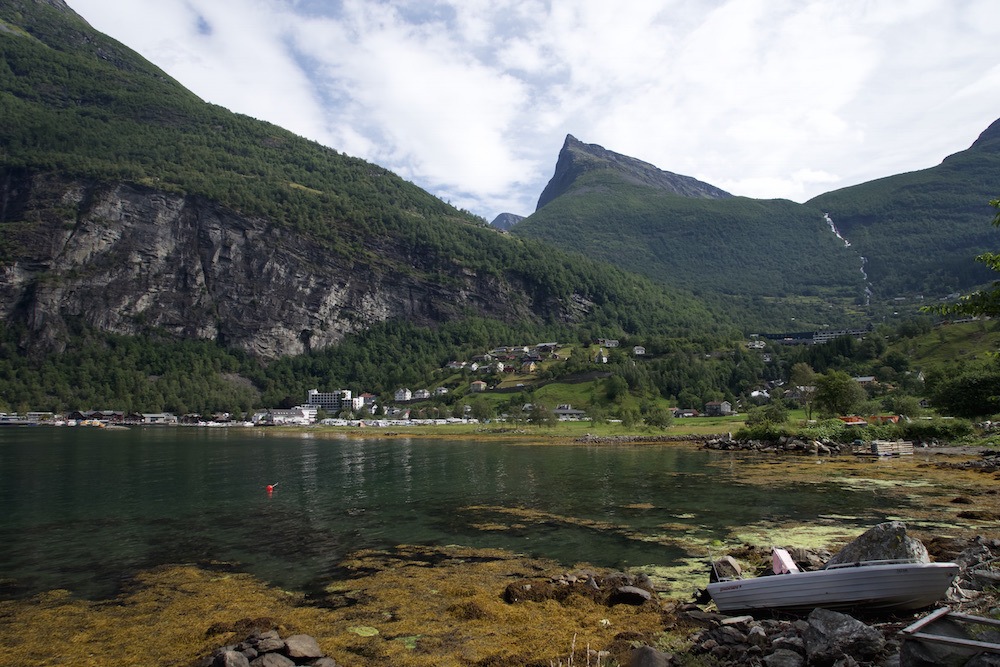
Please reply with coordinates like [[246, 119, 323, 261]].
[[0, 0, 728, 359], [807, 119, 1000, 298], [515, 136, 868, 330]]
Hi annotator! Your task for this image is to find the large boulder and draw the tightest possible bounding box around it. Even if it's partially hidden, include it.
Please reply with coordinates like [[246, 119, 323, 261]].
[[629, 645, 676, 666], [803, 608, 885, 665], [826, 522, 929, 567], [213, 651, 250, 667], [283, 634, 324, 660]]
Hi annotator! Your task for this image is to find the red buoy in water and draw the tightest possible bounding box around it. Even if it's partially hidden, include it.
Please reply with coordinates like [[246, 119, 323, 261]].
[[266, 483, 277, 495]]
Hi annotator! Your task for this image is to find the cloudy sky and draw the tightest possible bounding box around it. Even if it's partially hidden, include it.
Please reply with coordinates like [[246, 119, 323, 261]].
[[66, 0, 1000, 220]]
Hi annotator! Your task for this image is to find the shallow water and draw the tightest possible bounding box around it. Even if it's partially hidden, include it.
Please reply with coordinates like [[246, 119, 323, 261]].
[[0, 427, 905, 599]]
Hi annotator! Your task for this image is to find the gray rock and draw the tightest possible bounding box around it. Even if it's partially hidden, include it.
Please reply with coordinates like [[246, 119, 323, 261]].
[[283, 634, 324, 659], [213, 651, 251, 667], [249, 654, 294, 667], [804, 608, 885, 665], [721, 615, 755, 625], [610, 585, 653, 605], [629, 644, 675, 666], [250, 637, 284, 653], [310, 658, 339, 667], [764, 648, 804, 667], [771, 635, 805, 654], [716, 625, 747, 645], [826, 521, 929, 566], [748, 625, 769, 647]]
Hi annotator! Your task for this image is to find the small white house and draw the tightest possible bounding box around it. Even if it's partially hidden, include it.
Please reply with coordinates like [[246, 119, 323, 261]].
[[394, 388, 412, 402]]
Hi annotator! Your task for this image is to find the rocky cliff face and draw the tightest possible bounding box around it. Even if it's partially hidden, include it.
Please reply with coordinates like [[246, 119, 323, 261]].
[[535, 135, 733, 211], [489, 212, 524, 231], [0, 169, 554, 359]]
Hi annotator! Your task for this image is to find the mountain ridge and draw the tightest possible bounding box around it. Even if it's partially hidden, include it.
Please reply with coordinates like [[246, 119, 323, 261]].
[[518, 114, 1000, 322]]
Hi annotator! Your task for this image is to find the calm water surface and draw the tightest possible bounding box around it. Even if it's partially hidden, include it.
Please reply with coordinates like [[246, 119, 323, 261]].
[[0, 427, 904, 599]]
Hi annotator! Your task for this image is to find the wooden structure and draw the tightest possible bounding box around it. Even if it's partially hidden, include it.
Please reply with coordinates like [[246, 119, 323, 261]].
[[900, 607, 1000, 664], [853, 439, 914, 457]]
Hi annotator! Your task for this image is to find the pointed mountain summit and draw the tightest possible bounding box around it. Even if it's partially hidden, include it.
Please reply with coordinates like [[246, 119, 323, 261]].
[[536, 135, 732, 211]]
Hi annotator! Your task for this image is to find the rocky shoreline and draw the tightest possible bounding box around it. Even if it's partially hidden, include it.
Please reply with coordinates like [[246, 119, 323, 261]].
[[194, 525, 999, 667]]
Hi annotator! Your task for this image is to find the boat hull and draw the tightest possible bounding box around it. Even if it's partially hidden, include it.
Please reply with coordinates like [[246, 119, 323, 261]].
[[707, 562, 959, 614]]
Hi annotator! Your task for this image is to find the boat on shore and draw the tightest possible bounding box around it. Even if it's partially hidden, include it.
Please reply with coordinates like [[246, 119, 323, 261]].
[[707, 551, 959, 614]]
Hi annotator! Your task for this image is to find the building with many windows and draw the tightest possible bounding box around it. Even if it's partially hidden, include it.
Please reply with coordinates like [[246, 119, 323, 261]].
[[306, 389, 358, 414]]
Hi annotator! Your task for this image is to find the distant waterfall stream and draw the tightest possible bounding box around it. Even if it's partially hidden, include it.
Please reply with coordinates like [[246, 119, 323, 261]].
[[824, 213, 872, 306]]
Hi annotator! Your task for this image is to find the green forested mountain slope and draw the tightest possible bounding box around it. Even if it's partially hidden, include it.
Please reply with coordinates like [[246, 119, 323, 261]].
[[513, 136, 868, 331], [0, 0, 731, 368], [807, 119, 1000, 298]]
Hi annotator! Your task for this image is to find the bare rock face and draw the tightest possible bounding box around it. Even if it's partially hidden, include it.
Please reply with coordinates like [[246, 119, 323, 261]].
[[825, 521, 930, 566], [0, 169, 558, 358]]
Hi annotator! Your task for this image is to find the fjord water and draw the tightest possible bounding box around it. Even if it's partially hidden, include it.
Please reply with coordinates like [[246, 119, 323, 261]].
[[0, 427, 899, 600]]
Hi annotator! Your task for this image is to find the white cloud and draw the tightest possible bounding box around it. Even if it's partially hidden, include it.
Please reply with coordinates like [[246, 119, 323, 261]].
[[66, 0, 1000, 219]]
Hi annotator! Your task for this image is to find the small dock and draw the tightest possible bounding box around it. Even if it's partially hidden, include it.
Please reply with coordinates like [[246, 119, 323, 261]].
[[853, 439, 914, 457]]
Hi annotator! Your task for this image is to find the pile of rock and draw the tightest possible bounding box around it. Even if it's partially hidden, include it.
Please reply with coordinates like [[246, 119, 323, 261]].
[[576, 434, 715, 444], [935, 450, 1000, 473], [702, 436, 846, 454], [681, 606, 896, 667], [199, 630, 338, 667], [504, 569, 656, 607]]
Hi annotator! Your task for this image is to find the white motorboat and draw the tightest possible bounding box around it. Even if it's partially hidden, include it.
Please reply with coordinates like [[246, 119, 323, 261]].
[[707, 550, 959, 614]]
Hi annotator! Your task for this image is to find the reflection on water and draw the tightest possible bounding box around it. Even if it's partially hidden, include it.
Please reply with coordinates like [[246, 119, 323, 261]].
[[0, 427, 905, 599]]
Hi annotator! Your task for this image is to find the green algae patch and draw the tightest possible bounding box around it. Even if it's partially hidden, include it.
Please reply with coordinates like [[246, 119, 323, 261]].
[[630, 556, 713, 600], [394, 634, 422, 649], [348, 625, 380, 637], [731, 522, 863, 552], [706, 451, 1000, 544], [461, 504, 703, 553]]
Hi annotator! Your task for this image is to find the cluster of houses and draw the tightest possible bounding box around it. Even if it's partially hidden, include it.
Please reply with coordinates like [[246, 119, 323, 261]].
[[4, 338, 757, 428]]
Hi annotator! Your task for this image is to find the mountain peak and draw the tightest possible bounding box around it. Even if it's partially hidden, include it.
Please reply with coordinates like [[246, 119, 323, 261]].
[[969, 117, 1000, 151], [535, 134, 732, 211]]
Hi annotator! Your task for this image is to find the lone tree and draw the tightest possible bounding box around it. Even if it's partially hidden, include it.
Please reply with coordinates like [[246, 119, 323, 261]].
[[789, 362, 818, 420], [814, 370, 867, 418]]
